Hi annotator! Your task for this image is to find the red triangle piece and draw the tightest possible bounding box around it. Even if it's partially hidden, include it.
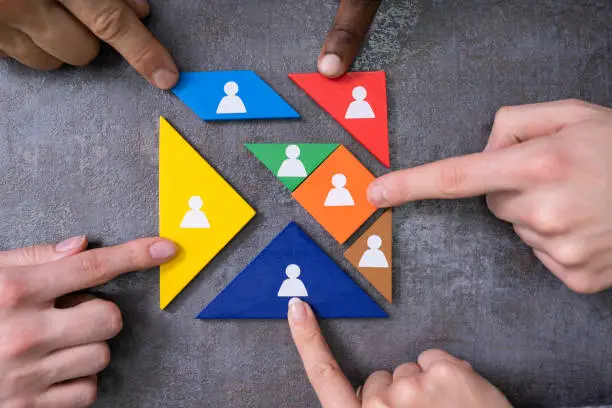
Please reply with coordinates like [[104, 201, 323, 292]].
[[289, 72, 389, 167]]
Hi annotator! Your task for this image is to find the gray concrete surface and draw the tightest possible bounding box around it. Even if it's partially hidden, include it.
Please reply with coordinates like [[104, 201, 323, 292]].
[[1, 0, 611, 407]]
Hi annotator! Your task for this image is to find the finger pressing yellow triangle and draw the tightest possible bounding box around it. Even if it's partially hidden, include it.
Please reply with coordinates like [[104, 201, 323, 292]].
[[159, 117, 255, 309]]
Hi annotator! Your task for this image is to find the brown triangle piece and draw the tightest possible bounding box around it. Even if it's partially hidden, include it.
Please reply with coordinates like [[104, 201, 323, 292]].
[[344, 210, 392, 303]]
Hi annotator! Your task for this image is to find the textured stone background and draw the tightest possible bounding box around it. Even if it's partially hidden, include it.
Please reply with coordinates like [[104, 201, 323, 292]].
[[0, 0, 611, 407]]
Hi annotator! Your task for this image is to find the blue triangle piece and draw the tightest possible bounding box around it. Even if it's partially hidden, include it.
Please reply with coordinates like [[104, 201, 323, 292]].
[[197, 222, 388, 319], [171, 70, 300, 121]]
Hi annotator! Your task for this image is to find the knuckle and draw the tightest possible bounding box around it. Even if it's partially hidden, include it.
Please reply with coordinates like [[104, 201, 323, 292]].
[[427, 360, 464, 380], [0, 274, 25, 309], [91, 343, 112, 372], [363, 395, 389, 408], [329, 25, 361, 46], [550, 241, 588, 267], [527, 205, 566, 234], [125, 42, 157, 70], [493, 105, 513, 125], [437, 164, 467, 198], [527, 148, 569, 183], [77, 380, 98, 407], [389, 377, 420, 403], [309, 360, 342, 384], [3, 370, 30, 395], [98, 301, 124, 336], [91, 5, 129, 42], [3, 327, 38, 359], [76, 253, 108, 286]]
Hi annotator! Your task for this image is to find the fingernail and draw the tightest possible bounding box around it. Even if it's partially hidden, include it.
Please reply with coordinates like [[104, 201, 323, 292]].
[[356, 385, 363, 400], [149, 240, 177, 260], [318, 54, 343, 77], [288, 298, 307, 323], [152, 68, 178, 90], [56, 236, 86, 252], [367, 181, 388, 207]]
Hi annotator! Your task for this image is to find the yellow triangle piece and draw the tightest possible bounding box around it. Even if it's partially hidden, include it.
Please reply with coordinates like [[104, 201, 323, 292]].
[[159, 117, 255, 309]]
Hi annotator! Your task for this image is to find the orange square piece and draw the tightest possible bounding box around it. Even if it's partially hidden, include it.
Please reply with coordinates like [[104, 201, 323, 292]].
[[293, 145, 377, 243]]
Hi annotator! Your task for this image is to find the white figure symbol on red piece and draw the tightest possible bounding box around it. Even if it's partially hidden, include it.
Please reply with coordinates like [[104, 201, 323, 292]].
[[358, 235, 389, 268], [345, 86, 375, 119], [277, 145, 307, 177], [277, 264, 308, 297], [216, 81, 247, 114], [324, 174, 355, 207], [180, 196, 210, 229]]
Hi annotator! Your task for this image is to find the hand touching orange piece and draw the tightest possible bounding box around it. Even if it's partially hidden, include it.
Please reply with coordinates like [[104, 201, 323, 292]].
[[368, 99, 612, 293]]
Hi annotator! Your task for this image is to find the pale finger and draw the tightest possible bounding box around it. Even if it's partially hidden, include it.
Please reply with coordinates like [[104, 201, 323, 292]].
[[367, 147, 529, 207], [0, 236, 87, 268], [18, 3, 100, 66], [40, 342, 110, 385], [361, 370, 392, 406], [318, 0, 381, 78], [36, 375, 98, 408], [393, 362, 422, 380], [417, 349, 468, 371], [485, 99, 607, 151], [47, 299, 123, 350], [59, 0, 179, 89], [27, 237, 176, 302], [513, 225, 546, 251], [0, 25, 62, 70], [288, 298, 360, 408]]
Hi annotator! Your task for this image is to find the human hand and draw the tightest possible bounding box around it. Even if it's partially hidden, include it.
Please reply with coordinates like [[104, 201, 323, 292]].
[[318, 0, 381, 78], [287, 298, 512, 407], [0, 0, 178, 89], [0, 235, 176, 407], [367, 99, 612, 293]]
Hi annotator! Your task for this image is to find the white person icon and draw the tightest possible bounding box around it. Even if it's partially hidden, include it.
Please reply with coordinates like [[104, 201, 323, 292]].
[[345, 86, 375, 119], [277, 145, 307, 177], [180, 196, 210, 229], [324, 173, 355, 207], [358, 235, 389, 268], [216, 81, 247, 114], [277, 264, 308, 297]]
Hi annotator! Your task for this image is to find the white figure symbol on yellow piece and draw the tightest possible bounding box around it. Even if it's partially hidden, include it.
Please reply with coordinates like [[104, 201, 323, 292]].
[[277, 264, 308, 297], [216, 81, 247, 114], [345, 86, 375, 119], [358, 235, 389, 268], [324, 173, 355, 207], [180, 196, 210, 229], [277, 145, 307, 177]]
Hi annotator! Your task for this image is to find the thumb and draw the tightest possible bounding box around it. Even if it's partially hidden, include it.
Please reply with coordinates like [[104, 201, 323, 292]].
[[367, 146, 531, 207], [318, 0, 381, 78], [0, 236, 87, 267]]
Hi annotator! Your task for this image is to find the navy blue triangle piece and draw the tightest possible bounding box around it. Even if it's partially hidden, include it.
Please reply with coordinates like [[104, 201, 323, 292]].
[[197, 222, 388, 319]]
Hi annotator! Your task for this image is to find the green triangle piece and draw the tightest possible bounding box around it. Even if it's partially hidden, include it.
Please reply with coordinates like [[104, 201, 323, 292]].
[[245, 143, 339, 191]]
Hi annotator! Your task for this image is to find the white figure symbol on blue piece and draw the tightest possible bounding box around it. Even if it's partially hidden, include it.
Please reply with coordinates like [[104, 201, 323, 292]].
[[180, 196, 210, 229], [216, 81, 247, 114], [358, 235, 389, 268], [324, 174, 355, 207], [277, 264, 308, 297], [277, 145, 307, 177], [345, 86, 375, 119]]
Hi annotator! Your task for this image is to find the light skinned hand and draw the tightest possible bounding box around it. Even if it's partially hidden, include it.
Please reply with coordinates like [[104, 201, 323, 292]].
[[0, 235, 177, 408], [367, 99, 612, 293], [319, 0, 381, 78], [287, 298, 512, 408], [0, 0, 179, 89]]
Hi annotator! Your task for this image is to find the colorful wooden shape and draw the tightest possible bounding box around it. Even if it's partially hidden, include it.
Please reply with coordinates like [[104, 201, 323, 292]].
[[245, 143, 339, 191], [159, 117, 256, 309], [197, 222, 388, 319], [289, 71, 389, 167], [344, 210, 393, 303], [292, 146, 377, 244], [172, 70, 300, 121]]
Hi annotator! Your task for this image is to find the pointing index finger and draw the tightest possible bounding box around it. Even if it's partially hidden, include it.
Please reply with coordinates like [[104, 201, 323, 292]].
[[368, 145, 532, 207], [26, 238, 176, 302], [288, 298, 360, 408]]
